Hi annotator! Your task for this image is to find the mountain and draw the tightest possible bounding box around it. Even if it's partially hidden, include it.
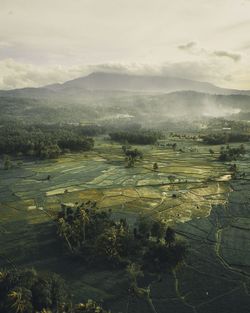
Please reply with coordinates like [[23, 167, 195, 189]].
[[47, 72, 250, 95], [1, 72, 250, 97], [0, 72, 249, 125]]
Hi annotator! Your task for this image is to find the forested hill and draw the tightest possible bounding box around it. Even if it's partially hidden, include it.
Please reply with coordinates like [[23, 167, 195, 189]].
[[0, 72, 250, 125], [0, 89, 250, 125]]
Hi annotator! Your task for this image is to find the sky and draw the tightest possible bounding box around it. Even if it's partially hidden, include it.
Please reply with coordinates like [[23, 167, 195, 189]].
[[0, 0, 250, 90]]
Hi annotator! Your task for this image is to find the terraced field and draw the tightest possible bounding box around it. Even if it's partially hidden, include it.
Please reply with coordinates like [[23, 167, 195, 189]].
[[0, 138, 249, 312]]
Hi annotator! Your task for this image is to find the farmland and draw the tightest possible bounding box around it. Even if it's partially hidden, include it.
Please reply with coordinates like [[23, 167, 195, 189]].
[[1, 136, 249, 312]]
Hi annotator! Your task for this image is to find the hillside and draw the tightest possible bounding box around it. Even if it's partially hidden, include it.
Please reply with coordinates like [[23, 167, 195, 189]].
[[0, 89, 250, 125], [0, 72, 250, 125]]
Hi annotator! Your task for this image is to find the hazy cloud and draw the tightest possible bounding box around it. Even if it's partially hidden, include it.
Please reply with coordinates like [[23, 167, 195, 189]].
[[178, 42, 242, 63], [0, 59, 88, 89], [178, 42, 196, 51], [213, 50, 241, 62], [1, 57, 249, 90]]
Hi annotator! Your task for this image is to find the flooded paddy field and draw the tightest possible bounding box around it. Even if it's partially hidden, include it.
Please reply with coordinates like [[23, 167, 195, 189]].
[[0, 138, 249, 313], [0, 138, 230, 223]]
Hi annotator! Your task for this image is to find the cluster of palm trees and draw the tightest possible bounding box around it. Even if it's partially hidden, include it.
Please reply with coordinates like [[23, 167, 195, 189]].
[[0, 268, 67, 313], [56, 202, 187, 272], [1, 204, 187, 313], [56, 202, 133, 265], [0, 268, 110, 313], [56, 201, 115, 253]]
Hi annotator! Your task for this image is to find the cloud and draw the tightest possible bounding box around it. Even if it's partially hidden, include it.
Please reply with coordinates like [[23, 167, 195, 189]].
[[0, 57, 249, 91], [0, 59, 215, 90], [213, 50, 241, 62], [178, 42, 196, 51], [0, 59, 90, 90], [0, 41, 12, 48], [178, 41, 241, 63]]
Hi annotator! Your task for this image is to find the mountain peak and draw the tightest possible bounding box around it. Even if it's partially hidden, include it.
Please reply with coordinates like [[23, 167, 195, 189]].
[[60, 71, 227, 94], [1, 71, 249, 96]]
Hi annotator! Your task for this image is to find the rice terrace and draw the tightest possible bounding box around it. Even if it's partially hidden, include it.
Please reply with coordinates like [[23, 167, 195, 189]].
[[1, 129, 250, 312], [1, 1, 250, 313]]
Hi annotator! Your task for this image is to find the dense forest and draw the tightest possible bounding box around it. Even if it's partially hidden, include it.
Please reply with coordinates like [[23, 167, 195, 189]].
[[201, 132, 250, 145], [0, 122, 96, 159]]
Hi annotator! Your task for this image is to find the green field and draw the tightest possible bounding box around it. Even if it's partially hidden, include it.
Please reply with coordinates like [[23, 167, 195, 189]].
[[0, 137, 250, 312]]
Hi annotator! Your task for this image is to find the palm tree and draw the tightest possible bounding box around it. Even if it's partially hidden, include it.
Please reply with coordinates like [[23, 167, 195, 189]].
[[0, 270, 7, 281], [151, 220, 165, 242], [79, 208, 89, 243], [96, 226, 118, 259], [126, 263, 143, 285], [40, 309, 52, 313], [57, 218, 73, 252], [8, 288, 32, 313]]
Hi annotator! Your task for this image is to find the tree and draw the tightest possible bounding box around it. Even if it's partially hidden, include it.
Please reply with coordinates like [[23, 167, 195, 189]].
[[78, 207, 90, 243], [57, 202, 107, 253], [95, 222, 130, 262], [165, 227, 175, 247], [239, 144, 246, 155], [124, 148, 143, 167], [57, 218, 73, 252], [126, 263, 149, 298], [8, 288, 33, 313], [0, 268, 110, 313], [151, 220, 166, 242], [0, 122, 94, 159], [168, 175, 176, 183], [218, 144, 247, 161], [54, 201, 188, 275], [126, 156, 135, 168], [74, 299, 110, 313], [126, 263, 144, 284], [39, 144, 61, 159], [3, 155, 12, 170], [169, 242, 187, 267], [136, 216, 152, 238], [153, 162, 158, 171]]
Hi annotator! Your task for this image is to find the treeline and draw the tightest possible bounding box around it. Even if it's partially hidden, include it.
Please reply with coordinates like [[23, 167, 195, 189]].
[[109, 130, 163, 145], [201, 132, 250, 145], [219, 144, 246, 161], [169, 132, 198, 140], [0, 122, 95, 159], [0, 268, 109, 313]]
